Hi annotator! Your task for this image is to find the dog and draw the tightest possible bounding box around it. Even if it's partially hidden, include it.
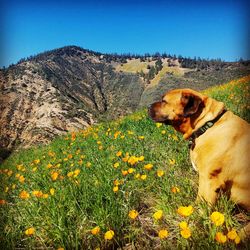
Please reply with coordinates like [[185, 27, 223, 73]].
[[149, 88, 250, 239]]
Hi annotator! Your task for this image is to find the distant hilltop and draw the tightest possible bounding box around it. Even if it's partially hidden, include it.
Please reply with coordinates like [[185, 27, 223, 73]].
[[0, 45, 250, 158]]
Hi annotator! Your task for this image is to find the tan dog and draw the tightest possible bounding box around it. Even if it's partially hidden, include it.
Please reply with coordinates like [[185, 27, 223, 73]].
[[149, 88, 250, 239]]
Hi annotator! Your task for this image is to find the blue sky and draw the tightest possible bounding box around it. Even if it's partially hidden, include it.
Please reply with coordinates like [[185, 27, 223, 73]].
[[1, 0, 249, 67]]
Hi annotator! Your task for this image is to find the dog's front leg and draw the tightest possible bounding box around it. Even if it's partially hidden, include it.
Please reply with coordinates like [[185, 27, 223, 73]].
[[196, 174, 219, 205]]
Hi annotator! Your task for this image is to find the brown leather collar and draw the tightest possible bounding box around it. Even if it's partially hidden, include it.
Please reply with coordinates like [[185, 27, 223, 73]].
[[189, 109, 227, 150]]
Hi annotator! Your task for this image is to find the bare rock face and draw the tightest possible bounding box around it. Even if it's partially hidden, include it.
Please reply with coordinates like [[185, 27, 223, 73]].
[[0, 64, 94, 151], [0, 46, 144, 154]]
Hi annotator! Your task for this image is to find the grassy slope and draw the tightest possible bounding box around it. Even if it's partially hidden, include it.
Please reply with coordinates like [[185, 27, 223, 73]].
[[116, 59, 153, 73], [0, 76, 250, 249], [115, 58, 186, 86]]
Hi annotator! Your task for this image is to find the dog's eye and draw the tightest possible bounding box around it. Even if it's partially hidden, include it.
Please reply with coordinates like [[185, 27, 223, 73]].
[[162, 99, 168, 104]]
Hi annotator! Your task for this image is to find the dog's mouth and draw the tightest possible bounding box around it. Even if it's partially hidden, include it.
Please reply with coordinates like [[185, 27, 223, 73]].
[[152, 118, 172, 126], [148, 105, 172, 125], [163, 120, 172, 125]]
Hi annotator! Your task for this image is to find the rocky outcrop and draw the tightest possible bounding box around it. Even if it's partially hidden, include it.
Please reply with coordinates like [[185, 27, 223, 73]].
[[0, 46, 144, 153]]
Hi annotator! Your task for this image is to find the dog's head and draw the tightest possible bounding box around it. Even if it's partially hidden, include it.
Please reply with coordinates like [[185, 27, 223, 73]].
[[149, 88, 224, 139]]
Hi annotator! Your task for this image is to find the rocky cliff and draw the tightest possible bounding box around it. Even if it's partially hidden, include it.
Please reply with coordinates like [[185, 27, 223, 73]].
[[0, 46, 144, 155]]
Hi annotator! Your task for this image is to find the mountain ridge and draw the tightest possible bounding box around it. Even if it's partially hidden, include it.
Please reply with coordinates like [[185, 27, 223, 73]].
[[1, 45, 250, 159]]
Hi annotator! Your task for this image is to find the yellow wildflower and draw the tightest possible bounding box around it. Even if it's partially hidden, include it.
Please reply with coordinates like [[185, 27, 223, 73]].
[[227, 229, 237, 240], [16, 164, 23, 170], [215, 232, 227, 243], [138, 136, 144, 140], [67, 171, 74, 177], [50, 188, 55, 195], [116, 151, 122, 157], [158, 229, 168, 239], [157, 170, 164, 177], [128, 168, 135, 174], [19, 175, 25, 183], [180, 227, 191, 239], [32, 190, 43, 198], [128, 156, 139, 165], [134, 173, 141, 179], [161, 130, 166, 134], [235, 235, 241, 244], [140, 174, 147, 180], [122, 156, 129, 162], [138, 156, 145, 161], [48, 151, 55, 157], [91, 226, 100, 235], [172, 135, 178, 141], [42, 194, 49, 198], [144, 164, 153, 170], [210, 211, 225, 226], [156, 122, 162, 128], [113, 186, 119, 192], [113, 179, 120, 186], [51, 172, 59, 181], [7, 170, 13, 176], [25, 227, 35, 236], [19, 191, 30, 199], [122, 170, 128, 176], [128, 210, 139, 219], [73, 169, 80, 177], [171, 186, 180, 193], [33, 159, 40, 164], [177, 205, 194, 217], [114, 131, 121, 139], [153, 210, 163, 220], [179, 221, 188, 229], [169, 159, 176, 165], [113, 162, 120, 168], [86, 162, 92, 168], [104, 230, 114, 240]]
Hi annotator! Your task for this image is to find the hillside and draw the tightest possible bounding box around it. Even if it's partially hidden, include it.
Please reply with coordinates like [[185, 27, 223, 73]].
[[0, 75, 249, 249], [1, 46, 250, 158], [0, 46, 144, 155]]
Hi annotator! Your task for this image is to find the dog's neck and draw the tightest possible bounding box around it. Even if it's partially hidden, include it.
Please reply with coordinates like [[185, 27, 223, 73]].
[[188, 109, 227, 150], [192, 98, 225, 131], [175, 97, 225, 140]]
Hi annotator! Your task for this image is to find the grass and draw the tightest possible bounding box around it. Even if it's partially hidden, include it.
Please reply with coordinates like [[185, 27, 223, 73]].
[[116, 59, 154, 73], [116, 59, 184, 86], [116, 58, 185, 86], [150, 66, 183, 86], [0, 75, 250, 249]]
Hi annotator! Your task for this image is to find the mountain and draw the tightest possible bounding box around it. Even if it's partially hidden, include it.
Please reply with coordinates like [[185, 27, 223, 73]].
[[0, 45, 249, 158]]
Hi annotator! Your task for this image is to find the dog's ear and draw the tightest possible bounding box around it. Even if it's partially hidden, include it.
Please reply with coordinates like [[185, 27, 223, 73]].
[[181, 92, 203, 117]]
